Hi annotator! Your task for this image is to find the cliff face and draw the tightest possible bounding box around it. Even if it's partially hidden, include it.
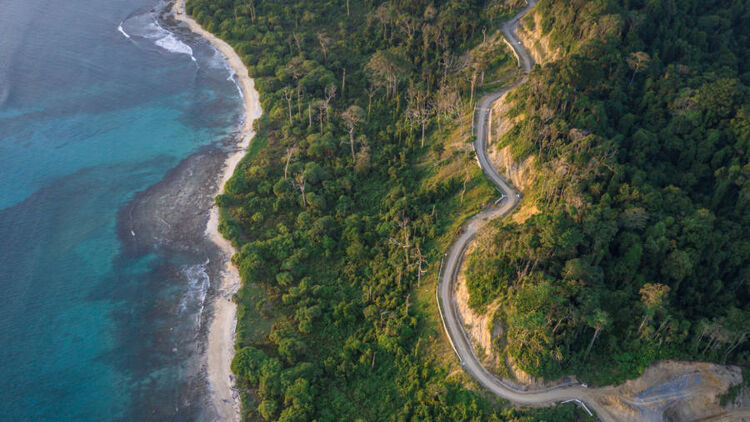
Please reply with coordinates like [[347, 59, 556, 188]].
[[454, 91, 540, 380], [486, 92, 536, 192], [515, 10, 561, 65], [515, 7, 621, 66], [454, 243, 504, 370]]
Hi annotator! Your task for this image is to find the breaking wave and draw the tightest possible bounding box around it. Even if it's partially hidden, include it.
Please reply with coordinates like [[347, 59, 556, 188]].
[[117, 21, 130, 39], [119, 13, 196, 62], [179, 259, 211, 333]]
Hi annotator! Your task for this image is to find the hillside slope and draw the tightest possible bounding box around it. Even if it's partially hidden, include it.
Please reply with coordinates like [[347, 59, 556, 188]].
[[466, 0, 749, 386]]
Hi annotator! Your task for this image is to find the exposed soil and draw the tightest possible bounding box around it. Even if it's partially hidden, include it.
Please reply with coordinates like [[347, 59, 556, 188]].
[[515, 9, 562, 65], [447, 4, 749, 419], [589, 361, 744, 422], [486, 92, 536, 192]]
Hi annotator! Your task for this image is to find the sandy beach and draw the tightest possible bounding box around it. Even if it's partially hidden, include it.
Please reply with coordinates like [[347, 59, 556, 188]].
[[171, 0, 262, 420]]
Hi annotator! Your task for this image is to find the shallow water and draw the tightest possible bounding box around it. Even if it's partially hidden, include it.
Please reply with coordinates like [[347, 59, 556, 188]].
[[0, 0, 242, 419]]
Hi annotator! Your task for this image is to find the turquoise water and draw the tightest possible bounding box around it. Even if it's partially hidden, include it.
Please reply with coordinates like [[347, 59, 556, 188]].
[[0, 0, 243, 419]]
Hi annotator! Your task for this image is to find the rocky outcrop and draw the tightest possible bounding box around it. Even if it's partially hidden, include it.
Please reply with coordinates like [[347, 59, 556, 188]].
[[492, 144, 536, 191], [515, 7, 623, 66], [454, 242, 504, 369], [486, 92, 536, 192], [515, 10, 561, 65]]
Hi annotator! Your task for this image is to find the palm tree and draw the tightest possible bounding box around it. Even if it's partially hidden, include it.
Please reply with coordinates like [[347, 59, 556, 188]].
[[627, 51, 650, 85], [585, 309, 610, 359]]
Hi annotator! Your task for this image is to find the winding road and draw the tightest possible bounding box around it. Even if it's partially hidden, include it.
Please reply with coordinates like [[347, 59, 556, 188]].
[[435, 1, 610, 419]]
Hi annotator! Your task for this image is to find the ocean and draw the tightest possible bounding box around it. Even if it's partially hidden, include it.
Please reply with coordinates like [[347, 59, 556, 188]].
[[0, 0, 244, 419]]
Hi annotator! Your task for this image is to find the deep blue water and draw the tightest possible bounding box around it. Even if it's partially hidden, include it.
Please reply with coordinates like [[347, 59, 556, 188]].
[[0, 0, 243, 419]]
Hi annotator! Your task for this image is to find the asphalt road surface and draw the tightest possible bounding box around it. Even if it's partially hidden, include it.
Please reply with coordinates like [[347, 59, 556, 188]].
[[435, 1, 609, 419]]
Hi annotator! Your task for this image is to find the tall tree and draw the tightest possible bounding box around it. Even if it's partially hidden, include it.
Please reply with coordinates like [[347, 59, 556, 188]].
[[317, 32, 331, 64], [342, 105, 365, 160], [627, 51, 650, 85], [406, 86, 433, 147], [585, 309, 610, 359], [365, 50, 409, 97], [282, 87, 294, 125], [287, 56, 307, 116], [638, 283, 670, 335]]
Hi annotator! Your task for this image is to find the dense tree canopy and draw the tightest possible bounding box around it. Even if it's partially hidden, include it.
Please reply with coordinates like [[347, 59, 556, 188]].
[[188, 0, 591, 420], [466, 0, 749, 383], [188, 0, 747, 418]]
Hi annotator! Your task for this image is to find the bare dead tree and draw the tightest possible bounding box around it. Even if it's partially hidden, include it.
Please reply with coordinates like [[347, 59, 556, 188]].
[[724, 330, 748, 363], [413, 243, 428, 287], [293, 171, 307, 207], [387, 214, 412, 271], [440, 53, 457, 84], [460, 151, 473, 203], [283, 146, 298, 180], [317, 32, 331, 64], [406, 86, 433, 147], [324, 84, 337, 123], [468, 70, 478, 108], [435, 83, 460, 131], [365, 50, 407, 97], [287, 56, 306, 117], [627, 51, 650, 85], [354, 137, 371, 173], [375, 3, 392, 40], [282, 87, 294, 125], [342, 105, 365, 160], [396, 13, 418, 44]]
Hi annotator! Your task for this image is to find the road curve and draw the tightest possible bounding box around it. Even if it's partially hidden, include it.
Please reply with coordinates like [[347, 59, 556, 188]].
[[435, 1, 609, 419]]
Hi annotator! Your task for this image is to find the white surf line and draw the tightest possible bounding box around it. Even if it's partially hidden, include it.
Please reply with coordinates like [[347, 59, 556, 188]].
[[171, 0, 262, 421], [118, 21, 131, 39]]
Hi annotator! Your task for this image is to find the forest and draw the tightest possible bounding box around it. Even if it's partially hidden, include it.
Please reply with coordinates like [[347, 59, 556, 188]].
[[186, 0, 748, 419], [187, 0, 590, 420], [465, 0, 749, 384]]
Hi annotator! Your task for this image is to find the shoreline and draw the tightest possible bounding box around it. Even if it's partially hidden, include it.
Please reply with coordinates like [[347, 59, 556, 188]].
[[171, 0, 262, 420]]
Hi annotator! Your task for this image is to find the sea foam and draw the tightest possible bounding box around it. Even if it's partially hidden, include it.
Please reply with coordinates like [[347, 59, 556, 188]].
[[117, 22, 130, 39], [155, 32, 196, 61], [207, 47, 243, 99], [179, 260, 211, 333], [228, 71, 244, 99], [123, 13, 197, 62], [147, 20, 196, 62]]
